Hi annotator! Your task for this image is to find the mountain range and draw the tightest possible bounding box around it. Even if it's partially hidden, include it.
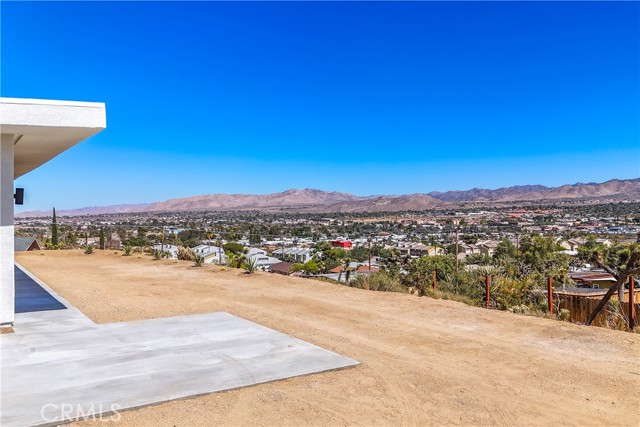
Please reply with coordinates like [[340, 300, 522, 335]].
[[15, 178, 640, 217]]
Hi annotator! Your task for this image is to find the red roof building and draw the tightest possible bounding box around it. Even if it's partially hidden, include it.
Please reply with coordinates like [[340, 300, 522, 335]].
[[330, 240, 352, 249]]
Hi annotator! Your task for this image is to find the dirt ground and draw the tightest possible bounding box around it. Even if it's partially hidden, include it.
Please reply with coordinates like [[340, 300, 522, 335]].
[[16, 250, 640, 427]]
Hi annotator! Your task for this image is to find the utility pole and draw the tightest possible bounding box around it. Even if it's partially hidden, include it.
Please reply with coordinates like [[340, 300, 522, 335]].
[[455, 219, 460, 273], [281, 240, 285, 261], [368, 237, 372, 271]]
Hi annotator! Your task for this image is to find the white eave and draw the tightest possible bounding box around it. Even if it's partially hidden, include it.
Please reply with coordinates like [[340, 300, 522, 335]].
[[0, 97, 107, 178]]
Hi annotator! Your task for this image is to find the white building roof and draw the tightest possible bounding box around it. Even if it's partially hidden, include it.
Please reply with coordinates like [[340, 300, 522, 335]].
[[1, 97, 106, 178]]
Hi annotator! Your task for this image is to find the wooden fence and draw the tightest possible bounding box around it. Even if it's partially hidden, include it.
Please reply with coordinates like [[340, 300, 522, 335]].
[[554, 289, 639, 328]]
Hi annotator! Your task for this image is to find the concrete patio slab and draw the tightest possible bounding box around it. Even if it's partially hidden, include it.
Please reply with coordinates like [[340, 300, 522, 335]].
[[0, 269, 359, 427]]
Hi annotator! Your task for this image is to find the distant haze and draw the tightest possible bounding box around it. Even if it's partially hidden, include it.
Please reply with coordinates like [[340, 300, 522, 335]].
[[15, 178, 640, 218]]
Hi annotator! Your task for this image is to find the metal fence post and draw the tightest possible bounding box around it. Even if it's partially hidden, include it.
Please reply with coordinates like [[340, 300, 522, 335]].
[[486, 274, 491, 309], [548, 276, 553, 316], [630, 276, 636, 331]]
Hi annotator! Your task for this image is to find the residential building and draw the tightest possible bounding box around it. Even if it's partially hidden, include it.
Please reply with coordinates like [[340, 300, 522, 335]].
[[570, 271, 617, 289], [247, 248, 280, 270], [192, 245, 227, 264], [270, 261, 294, 275], [14, 236, 41, 252], [331, 240, 352, 249], [1, 97, 106, 327], [272, 247, 312, 263]]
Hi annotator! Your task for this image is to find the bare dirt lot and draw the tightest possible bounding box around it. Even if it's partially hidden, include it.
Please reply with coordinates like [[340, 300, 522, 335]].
[[16, 250, 640, 427]]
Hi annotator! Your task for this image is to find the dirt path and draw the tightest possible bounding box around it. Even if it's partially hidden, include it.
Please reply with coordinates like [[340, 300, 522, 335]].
[[16, 250, 640, 427]]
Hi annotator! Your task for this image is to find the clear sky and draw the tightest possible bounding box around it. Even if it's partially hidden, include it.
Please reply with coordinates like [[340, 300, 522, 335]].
[[3, 1, 639, 212]]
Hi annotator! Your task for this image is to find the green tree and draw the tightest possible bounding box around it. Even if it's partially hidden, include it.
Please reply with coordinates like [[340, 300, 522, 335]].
[[493, 239, 517, 262], [404, 255, 456, 295], [291, 260, 320, 274], [462, 235, 478, 244], [63, 231, 77, 249], [381, 248, 405, 280], [348, 246, 370, 263], [223, 242, 246, 255], [51, 207, 58, 248], [302, 259, 320, 274], [518, 234, 568, 280], [99, 227, 105, 250], [315, 244, 347, 273]]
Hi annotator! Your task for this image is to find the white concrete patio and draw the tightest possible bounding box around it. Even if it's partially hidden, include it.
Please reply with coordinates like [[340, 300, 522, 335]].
[[0, 267, 359, 426]]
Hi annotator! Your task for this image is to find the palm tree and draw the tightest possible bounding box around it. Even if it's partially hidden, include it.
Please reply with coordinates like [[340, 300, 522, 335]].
[[216, 236, 223, 264]]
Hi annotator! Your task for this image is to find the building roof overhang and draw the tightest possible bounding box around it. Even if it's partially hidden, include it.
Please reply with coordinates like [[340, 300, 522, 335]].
[[0, 97, 107, 178]]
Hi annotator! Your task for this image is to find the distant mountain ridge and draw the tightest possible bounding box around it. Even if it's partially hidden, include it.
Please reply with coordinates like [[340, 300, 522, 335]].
[[426, 179, 640, 202], [138, 189, 361, 212], [15, 178, 640, 217], [427, 185, 549, 202]]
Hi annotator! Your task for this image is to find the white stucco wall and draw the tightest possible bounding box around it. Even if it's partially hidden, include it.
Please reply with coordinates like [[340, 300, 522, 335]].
[[0, 98, 106, 326], [0, 134, 15, 326]]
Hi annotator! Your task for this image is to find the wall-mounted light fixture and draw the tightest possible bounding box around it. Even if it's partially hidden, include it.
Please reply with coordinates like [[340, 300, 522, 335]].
[[14, 188, 24, 205]]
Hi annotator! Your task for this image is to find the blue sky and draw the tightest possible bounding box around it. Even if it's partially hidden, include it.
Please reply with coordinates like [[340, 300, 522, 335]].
[[3, 1, 639, 212]]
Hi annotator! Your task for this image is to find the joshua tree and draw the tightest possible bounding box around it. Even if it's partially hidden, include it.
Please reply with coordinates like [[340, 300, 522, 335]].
[[344, 258, 352, 283], [584, 243, 640, 326]]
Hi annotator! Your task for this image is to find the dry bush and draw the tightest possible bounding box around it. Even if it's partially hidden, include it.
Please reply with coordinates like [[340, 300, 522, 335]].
[[350, 272, 406, 293], [177, 247, 195, 261]]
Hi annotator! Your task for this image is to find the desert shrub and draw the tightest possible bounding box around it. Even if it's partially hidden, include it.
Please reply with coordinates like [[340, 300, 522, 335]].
[[311, 276, 342, 285], [350, 272, 406, 293], [490, 275, 546, 310], [177, 246, 195, 261], [437, 270, 485, 303], [226, 252, 245, 268], [152, 249, 168, 260], [194, 255, 204, 267], [430, 268, 549, 312], [243, 257, 257, 274], [84, 244, 94, 255], [507, 304, 530, 315], [123, 245, 133, 256], [422, 287, 479, 306], [603, 299, 628, 331], [291, 263, 305, 272]]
